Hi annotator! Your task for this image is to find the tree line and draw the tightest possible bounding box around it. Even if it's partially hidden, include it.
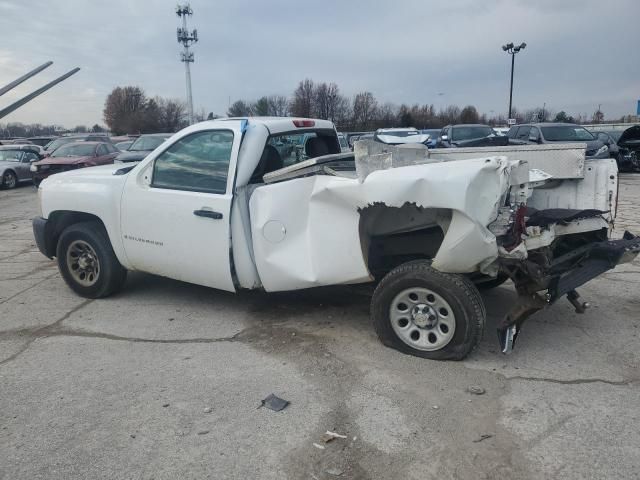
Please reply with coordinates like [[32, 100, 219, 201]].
[[227, 78, 626, 131]]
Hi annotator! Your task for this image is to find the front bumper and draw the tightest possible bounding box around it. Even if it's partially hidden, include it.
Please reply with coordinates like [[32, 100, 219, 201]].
[[32, 216, 56, 258]]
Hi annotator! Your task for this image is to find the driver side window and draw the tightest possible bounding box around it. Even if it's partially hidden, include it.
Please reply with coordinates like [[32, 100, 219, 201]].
[[152, 130, 234, 194]]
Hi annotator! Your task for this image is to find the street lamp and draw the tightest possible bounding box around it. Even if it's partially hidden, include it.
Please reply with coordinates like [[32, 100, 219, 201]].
[[502, 42, 526, 120]]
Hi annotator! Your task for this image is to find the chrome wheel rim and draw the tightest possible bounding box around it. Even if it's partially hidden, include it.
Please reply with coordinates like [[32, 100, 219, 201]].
[[3, 172, 16, 188], [390, 287, 456, 351], [66, 240, 100, 287]]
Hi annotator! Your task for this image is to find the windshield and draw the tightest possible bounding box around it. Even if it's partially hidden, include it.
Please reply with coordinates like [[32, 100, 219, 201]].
[[129, 136, 168, 151], [51, 143, 96, 157], [541, 126, 594, 141], [46, 137, 80, 152], [604, 131, 623, 142], [451, 126, 493, 141], [378, 130, 420, 138], [0, 150, 22, 162]]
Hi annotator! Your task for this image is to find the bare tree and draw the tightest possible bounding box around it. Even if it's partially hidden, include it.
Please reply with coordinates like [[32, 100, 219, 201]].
[[352, 92, 378, 130], [103, 86, 148, 135], [459, 105, 480, 124], [156, 97, 188, 132], [290, 79, 315, 117], [267, 95, 289, 116], [227, 100, 252, 117]]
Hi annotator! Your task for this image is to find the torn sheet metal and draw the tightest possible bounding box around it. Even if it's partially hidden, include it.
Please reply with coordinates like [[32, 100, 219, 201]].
[[249, 155, 515, 292]]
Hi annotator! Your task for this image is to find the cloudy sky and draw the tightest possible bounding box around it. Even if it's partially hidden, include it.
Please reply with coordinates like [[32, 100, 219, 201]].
[[0, 0, 638, 127]]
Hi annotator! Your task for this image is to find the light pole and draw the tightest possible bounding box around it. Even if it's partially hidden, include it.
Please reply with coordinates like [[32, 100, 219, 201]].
[[502, 42, 526, 120]]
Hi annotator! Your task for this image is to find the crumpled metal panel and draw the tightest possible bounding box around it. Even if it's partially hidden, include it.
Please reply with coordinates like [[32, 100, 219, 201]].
[[428, 143, 586, 179], [249, 156, 514, 292]]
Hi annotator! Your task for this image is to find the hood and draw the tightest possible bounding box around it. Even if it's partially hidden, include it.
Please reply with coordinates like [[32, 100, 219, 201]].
[[115, 150, 150, 162], [34, 155, 93, 166], [375, 133, 430, 145], [617, 126, 640, 146]]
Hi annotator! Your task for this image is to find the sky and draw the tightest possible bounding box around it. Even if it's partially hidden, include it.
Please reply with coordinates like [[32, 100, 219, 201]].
[[0, 0, 639, 127]]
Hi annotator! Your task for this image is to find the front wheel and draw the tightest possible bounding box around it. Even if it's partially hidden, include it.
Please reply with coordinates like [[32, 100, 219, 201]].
[[56, 221, 127, 298], [2, 170, 17, 189], [371, 261, 485, 360]]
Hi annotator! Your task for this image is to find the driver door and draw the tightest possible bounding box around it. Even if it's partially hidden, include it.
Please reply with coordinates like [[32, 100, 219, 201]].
[[120, 126, 242, 291]]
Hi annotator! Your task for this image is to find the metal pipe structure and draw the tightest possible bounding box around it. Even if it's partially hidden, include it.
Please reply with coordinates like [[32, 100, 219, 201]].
[[0, 67, 80, 120], [0, 61, 53, 98], [501, 42, 526, 120], [176, 4, 198, 124]]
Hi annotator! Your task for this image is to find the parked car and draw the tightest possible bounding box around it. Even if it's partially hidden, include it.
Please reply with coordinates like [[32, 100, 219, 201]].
[[613, 125, 640, 171], [31, 141, 119, 185], [32, 117, 639, 360], [337, 133, 350, 152], [508, 123, 609, 159], [420, 129, 441, 148], [0, 145, 43, 189], [27, 136, 58, 147], [43, 133, 113, 153], [114, 134, 172, 163], [438, 124, 509, 148], [115, 140, 134, 151], [374, 128, 430, 145]]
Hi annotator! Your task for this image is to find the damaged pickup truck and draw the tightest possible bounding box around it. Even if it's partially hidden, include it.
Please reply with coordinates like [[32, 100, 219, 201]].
[[32, 118, 640, 360]]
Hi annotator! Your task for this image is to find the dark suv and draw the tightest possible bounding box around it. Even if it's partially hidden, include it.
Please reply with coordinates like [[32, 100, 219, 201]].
[[507, 123, 609, 159], [438, 124, 508, 148]]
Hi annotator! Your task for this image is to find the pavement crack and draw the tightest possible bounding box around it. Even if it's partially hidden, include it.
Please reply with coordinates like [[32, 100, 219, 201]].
[[0, 272, 59, 305], [37, 325, 252, 345], [507, 375, 634, 386], [0, 299, 93, 367]]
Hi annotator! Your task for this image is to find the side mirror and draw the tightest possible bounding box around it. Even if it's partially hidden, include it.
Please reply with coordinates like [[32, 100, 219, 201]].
[[440, 135, 448, 142], [529, 135, 540, 143]]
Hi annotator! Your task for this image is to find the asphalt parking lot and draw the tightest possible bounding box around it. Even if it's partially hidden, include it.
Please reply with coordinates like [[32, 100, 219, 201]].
[[1, 176, 639, 480]]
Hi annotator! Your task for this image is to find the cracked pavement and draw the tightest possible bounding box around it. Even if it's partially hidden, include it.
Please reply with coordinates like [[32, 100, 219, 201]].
[[1, 176, 639, 479]]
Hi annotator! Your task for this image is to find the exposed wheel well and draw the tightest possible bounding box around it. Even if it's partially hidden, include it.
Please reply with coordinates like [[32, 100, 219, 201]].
[[45, 211, 107, 258], [358, 203, 450, 279]]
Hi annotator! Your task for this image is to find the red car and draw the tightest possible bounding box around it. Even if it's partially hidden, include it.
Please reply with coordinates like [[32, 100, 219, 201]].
[[31, 141, 119, 185]]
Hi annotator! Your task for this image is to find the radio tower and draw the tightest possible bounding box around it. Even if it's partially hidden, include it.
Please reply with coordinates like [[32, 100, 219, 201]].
[[176, 4, 198, 124]]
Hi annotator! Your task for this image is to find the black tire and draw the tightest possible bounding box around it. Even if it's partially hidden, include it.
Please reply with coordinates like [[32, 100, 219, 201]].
[[371, 260, 485, 360], [2, 170, 17, 189], [475, 274, 509, 291], [56, 221, 127, 298]]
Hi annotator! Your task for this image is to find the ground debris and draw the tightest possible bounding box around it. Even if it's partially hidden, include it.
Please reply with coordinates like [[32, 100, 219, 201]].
[[312, 442, 325, 450], [321, 430, 348, 443], [467, 385, 486, 395], [325, 467, 344, 476], [259, 393, 290, 411], [203, 407, 212, 413], [473, 434, 493, 443]]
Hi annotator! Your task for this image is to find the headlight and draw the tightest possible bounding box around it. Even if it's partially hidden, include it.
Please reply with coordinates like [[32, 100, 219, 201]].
[[596, 145, 609, 156], [30, 164, 38, 172]]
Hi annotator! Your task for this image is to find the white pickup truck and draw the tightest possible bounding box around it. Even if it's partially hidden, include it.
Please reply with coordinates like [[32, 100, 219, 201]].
[[33, 117, 640, 360]]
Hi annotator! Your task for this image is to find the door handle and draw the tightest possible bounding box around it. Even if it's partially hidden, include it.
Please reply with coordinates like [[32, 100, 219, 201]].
[[193, 209, 223, 220]]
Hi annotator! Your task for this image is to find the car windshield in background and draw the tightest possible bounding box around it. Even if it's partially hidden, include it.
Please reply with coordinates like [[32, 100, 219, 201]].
[[0, 150, 21, 161], [46, 137, 79, 152], [129, 136, 168, 151], [605, 131, 623, 142], [541, 126, 594, 141], [51, 143, 95, 157], [451, 126, 493, 141]]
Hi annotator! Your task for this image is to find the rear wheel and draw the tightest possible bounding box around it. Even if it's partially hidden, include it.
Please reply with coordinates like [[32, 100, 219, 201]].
[[2, 170, 17, 189], [371, 260, 485, 360], [56, 221, 127, 298]]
